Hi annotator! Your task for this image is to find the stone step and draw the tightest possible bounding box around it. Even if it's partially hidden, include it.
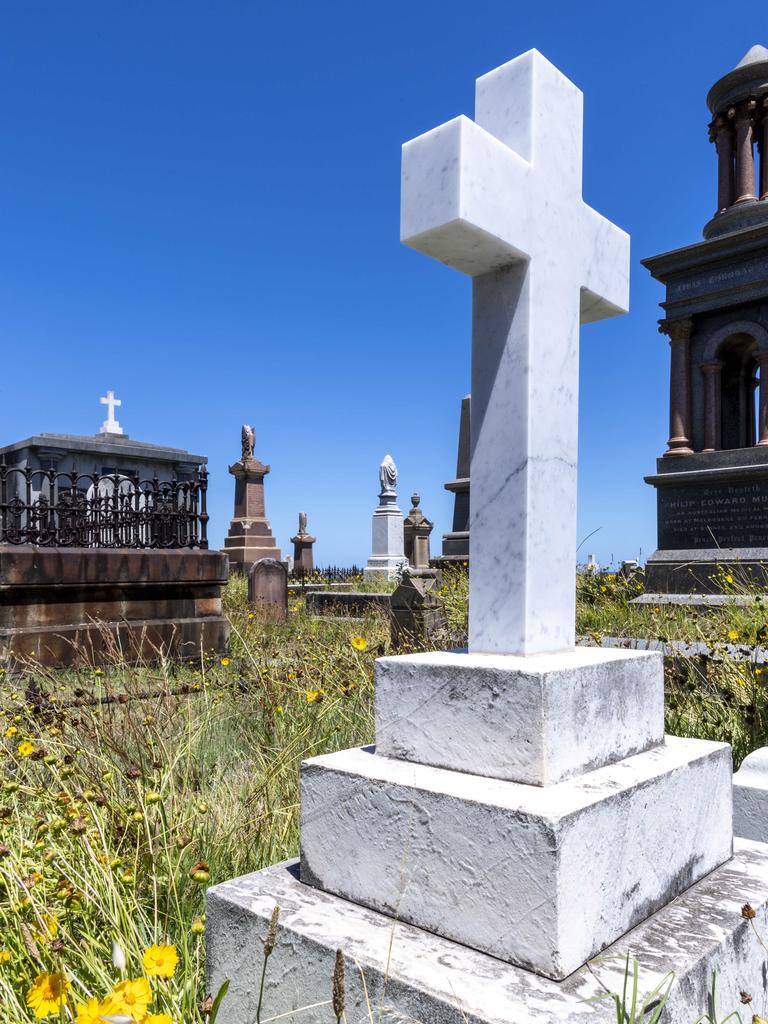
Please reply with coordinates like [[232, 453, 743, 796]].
[[375, 648, 664, 785], [207, 838, 768, 1024], [299, 738, 732, 979]]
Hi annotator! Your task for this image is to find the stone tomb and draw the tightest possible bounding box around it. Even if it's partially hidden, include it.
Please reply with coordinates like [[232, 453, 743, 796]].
[[247, 558, 288, 622], [642, 47, 768, 599], [207, 51, 768, 1023]]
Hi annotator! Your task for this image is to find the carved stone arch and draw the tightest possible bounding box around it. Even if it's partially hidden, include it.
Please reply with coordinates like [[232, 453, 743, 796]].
[[701, 320, 768, 362]]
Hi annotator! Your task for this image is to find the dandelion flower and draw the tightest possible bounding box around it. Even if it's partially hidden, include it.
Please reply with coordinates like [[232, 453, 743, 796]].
[[220, 657, 230, 666], [305, 689, 324, 704], [4, 725, 17, 738], [75, 997, 113, 1024], [729, 630, 740, 642], [106, 977, 152, 1020], [351, 636, 367, 652], [0, 949, 10, 963], [726, 574, 734, 584], [17, 741, 35, 758], [143, 943, 178, 978], [26, 971, 69, 1019]]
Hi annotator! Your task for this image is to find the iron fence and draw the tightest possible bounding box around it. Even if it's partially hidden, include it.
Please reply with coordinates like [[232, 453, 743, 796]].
[[0, 463, 208, 550], [288, 565, 363, 587]]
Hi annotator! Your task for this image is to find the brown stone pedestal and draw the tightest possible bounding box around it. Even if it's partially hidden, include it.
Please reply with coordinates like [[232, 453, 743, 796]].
[[0, 546, 230, 667], [223, 457, 281, 573]]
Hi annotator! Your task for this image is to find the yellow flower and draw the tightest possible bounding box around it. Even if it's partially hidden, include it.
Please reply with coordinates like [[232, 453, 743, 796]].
[[351, 636, 367, 651], [729, 630, 740, 642], [726, 574, 734, 583], [220, 657, 230, 666], [143, 943, 178, 978], [145, 1016, 174, 1024], [4, 725, 17, 738], [33, 914, 59, 943], [106, 977, 152, 1020], [305, 689, 324, 703], [26, 971, 70, 1018], [0, 949, 10, 963], [75, 997, 112, 1024], [17, 741, 35, 758]]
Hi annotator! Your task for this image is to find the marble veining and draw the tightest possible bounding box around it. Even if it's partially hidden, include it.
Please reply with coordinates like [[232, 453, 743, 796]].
[[401, 50, 630, 654]]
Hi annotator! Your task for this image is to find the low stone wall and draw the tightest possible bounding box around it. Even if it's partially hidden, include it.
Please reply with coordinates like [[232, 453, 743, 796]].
[[305, 591, 391, 617], [0, 546, 230, 666]]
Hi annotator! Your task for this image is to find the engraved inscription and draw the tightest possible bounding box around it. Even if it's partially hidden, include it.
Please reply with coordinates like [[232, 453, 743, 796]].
[[658, 479, 768, 549]]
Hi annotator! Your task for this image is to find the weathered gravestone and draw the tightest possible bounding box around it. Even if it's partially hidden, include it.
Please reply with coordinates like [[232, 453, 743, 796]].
[[389, 568, 446, 648], [402, 493, 433, 569], [207, 51, 768, 1024], [223, 424, 281, 573], [247, 558, 287, 622], [290, 512, 316, 574]]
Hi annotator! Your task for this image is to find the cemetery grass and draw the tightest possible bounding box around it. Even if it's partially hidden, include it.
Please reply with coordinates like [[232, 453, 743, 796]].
[[1, 568, 768, 1021], [0, 574, 388, 1023]]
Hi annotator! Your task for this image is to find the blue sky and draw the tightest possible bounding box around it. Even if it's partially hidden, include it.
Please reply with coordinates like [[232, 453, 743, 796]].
[[0, 2, 757, 566]]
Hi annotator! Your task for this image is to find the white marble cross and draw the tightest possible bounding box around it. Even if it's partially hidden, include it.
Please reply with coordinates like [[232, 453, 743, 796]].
[[401, 50, 629, 655], [99, 389, 124, 436]]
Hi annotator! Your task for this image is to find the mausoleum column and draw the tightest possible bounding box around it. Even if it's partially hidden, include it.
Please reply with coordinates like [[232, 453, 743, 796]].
[[700, 360, 723, 452], [761, 98, 768, 200], [710, 114, 734, 211], [661, 317, 694, 456], [734, 100, 758, 203], [756, 352, 768, 446]]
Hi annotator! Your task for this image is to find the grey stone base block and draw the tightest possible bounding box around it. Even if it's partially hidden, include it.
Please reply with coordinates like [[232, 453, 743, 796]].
[[643, 547, 768, 596], [734, 747, 768, 843], [375, 648, 664, 785], [299, 740, 732, 979], [206, 838, 768, 1024]]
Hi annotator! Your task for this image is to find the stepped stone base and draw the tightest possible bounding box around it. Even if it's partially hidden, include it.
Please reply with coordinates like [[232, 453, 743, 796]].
[[299, 739, 731, 979], [206, 838, 768, 1024]]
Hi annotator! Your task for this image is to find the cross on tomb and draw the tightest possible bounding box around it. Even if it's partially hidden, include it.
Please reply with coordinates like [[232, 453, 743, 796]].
[[401, 49, 629, 656], [99, 389, 124, 436]]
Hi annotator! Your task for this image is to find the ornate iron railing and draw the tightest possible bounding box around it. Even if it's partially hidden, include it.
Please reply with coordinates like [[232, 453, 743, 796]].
[[0, 464, 209, 549], [288, 566, 363, 587]]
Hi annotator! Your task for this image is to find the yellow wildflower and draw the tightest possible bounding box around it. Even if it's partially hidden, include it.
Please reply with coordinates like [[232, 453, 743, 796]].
[[17, 741, 35, 758], [351, 636, 367, 651], [0, 949, 10, 963], [305, 689, 325, 703], [75, 997, 112, 1023], [220, 657, 230, 666], [143, 943, 178, 978], [726, 574, 734, 583], [729, 630, 740, 642], [32, 913, 58, 943], [106, 977, 152, 1020], [26, 971, 70, 1018], [4, 726, 17, 738]]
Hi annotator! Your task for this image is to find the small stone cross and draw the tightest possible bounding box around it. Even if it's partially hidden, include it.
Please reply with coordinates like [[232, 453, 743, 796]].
[[401, 50, 629, 655], [99, 389, 124, 436]]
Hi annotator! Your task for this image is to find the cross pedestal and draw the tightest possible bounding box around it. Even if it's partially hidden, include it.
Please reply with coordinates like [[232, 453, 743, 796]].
[[207, 52, 765, 1024]]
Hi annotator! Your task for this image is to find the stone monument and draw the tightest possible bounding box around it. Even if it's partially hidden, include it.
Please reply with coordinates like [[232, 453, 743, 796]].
[[440, 394, 470, 562], [402, 493, 433, 569], [290, 512, 316, 574], [222, 424, 281, 573], [643, 46, 768, 599], [207, 51, 768, 1024], [362, 455, 405, 581], [247, 558, 288, 622]]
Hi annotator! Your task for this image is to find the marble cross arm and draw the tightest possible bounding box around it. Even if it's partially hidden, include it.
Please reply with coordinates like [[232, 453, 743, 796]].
[[400, 115, 533, 275], [578, 204, 630, 324]]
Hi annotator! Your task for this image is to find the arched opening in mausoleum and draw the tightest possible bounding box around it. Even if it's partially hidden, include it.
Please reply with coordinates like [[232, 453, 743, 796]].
[[717, 332, 759, 449]]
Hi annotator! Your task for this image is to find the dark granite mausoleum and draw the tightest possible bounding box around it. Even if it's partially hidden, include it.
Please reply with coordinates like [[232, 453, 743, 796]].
[[643, 45, 768, 597]]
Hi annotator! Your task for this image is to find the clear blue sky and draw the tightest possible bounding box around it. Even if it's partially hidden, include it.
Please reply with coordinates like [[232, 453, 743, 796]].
[[0, 2, 756, 566]]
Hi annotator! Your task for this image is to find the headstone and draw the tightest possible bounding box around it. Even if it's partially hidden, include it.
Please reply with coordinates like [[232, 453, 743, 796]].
[[642, 47, 768, 601], [290, 512, 316, 574], [222, 424, 281, 573], [208, 51, 762, 1024], [362, 455, 406, 581], [402, 493, 433, 569], [440, 394, 470, 563], [585, 552, 600, 574], [390, 568, 446, 647], [247, 558, 287, 622]]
